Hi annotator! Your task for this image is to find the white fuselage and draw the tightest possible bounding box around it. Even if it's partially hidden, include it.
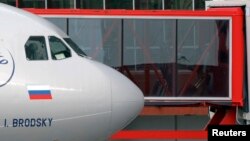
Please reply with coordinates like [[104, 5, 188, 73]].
[[0, 3, 144, 141]]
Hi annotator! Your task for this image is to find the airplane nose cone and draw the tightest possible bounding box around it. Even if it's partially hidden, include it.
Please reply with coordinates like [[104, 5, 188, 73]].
[[110, 71, 144, 133]]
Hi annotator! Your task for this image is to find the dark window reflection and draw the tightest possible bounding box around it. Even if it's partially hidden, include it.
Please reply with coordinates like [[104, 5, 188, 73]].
[[194, 0, 207, 10], [0, 0, 208, 10], [0, 0, 16, 6], [48, 0, 74, 8], [135, 0, 162, 10], [76, 0, 103, 9], [19, 0, 45, 8], [165, 0, 192, 10], [106, 0, 133, 9]]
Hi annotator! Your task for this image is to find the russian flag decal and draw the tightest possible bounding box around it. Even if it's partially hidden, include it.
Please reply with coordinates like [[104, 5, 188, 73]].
[[27, 85, 52, 100]]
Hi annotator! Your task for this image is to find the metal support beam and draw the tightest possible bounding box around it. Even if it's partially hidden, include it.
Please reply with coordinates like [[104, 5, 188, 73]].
[[15, 0, 19, 7], [74, 0, 76, 9], [133, 0, 135, 10], [205, 107, 236, 130], [103, 0, 106, 9], [45, 0, 48, 9]]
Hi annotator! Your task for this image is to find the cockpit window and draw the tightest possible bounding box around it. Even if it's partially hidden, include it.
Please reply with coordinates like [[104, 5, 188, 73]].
[[64, 38, 87, 57], [25, 36, 48, 61], [49, 36, 71, 60]]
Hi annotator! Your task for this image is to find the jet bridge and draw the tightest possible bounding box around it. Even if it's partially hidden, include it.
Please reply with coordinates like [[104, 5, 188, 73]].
[[26, 1, 250, 139]]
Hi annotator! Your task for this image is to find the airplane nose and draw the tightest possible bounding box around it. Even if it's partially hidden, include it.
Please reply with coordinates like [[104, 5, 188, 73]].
[[110, 71, 144, 133]]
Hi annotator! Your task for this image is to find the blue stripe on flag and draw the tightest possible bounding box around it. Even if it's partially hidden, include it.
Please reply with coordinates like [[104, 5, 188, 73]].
[[28, 90, 51, 95]]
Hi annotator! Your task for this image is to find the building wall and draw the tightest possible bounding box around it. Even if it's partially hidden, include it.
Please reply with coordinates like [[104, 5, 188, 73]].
[[0, 0, 209, 10]]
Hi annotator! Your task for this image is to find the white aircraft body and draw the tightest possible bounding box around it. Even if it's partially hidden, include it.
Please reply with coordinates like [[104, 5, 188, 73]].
[[0, 3, 144, 141]]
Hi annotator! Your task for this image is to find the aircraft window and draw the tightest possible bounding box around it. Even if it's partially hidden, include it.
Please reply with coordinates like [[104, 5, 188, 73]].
[[64, 38, 87, 57], [49, 36, 71, 60], [25, 36, 48, 60]]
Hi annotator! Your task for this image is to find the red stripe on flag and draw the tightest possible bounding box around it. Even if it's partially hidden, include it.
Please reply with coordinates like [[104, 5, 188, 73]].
[[29, 95, 52, 100]]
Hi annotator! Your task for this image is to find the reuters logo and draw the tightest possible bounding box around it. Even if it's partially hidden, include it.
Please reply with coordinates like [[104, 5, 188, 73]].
[[0, 47, 15, 87]]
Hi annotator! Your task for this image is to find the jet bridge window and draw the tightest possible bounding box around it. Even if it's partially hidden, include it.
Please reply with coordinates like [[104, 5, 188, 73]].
[[25, 36, 48, 60], [49, 36, 71, 60]]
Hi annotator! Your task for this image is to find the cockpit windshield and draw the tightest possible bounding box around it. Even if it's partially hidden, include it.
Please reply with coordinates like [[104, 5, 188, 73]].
[[64, 38, 87, 57]]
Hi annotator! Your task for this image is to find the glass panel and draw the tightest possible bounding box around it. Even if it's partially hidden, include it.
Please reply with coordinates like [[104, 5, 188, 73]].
[[177, 19, 229, 97], [135, 0, 162, 10], [164, 0, 192, 10], [25, 36, 48, 60], [68, 18, 122, 67], [19, 0, 45, 8], [49, 36, 71, 60], [123, 19, 176, 96], [76, 0, 103, 9], [45, 18, 67, 33], [63, 17, 230, 99], [64, 38, 87, 57], [0, 0, 16, 6], [194, 0, 208, 10], [47, 0, 74, 8], [106, 0, 133, 9]]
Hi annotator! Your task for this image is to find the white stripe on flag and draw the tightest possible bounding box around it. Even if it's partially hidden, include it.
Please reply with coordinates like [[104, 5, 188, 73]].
[[27, 85, 50, 91]]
